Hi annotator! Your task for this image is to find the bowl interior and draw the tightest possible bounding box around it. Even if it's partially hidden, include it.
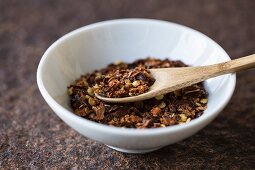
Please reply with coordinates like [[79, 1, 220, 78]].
[[38, 19, 235, 125]]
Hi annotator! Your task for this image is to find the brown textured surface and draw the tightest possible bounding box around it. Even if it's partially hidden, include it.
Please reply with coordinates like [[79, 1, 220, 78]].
[[0, 0, 254, 169]]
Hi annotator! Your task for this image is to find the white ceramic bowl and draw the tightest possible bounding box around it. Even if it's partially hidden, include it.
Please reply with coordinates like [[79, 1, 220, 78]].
[[37, 19, 236, 153]]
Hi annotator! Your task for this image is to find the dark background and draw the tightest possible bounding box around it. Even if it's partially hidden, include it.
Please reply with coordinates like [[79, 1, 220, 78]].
[[0, 0, 254, 169]]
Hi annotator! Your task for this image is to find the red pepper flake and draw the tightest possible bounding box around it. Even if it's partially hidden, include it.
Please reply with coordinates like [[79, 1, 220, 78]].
[[151, 107, 161, 117], [94, 103, 105, 120]]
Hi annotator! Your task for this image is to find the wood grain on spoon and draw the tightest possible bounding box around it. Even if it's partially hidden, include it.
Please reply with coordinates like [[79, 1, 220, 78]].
[[96, 54, 255, 103]]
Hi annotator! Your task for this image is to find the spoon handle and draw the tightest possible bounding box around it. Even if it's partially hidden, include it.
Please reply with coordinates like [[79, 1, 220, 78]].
[[218, 54, 255, 72], [203, 54, 255, 77]]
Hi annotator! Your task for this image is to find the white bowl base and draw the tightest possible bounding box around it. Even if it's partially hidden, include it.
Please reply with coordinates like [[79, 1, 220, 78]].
[[106, 145, 162, 154]]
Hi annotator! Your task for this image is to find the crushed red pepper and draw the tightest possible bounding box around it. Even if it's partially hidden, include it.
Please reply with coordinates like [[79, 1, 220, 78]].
[[92, 66, 155, 98], [67, 58, 208, 128]]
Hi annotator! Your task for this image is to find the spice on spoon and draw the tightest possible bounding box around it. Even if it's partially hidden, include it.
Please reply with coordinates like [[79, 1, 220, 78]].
[[92, 66, 155, 98], [67, 58, 208, 128]]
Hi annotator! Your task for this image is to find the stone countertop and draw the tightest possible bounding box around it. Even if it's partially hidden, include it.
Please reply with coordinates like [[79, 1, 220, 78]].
[[0, 0, 254, 169]]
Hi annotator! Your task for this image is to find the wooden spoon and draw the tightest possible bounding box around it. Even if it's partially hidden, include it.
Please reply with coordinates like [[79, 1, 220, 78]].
[[96, 54, 255, 103]]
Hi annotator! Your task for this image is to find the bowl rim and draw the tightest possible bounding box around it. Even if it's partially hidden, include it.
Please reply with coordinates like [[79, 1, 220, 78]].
[[37, 18, 236, 136]]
